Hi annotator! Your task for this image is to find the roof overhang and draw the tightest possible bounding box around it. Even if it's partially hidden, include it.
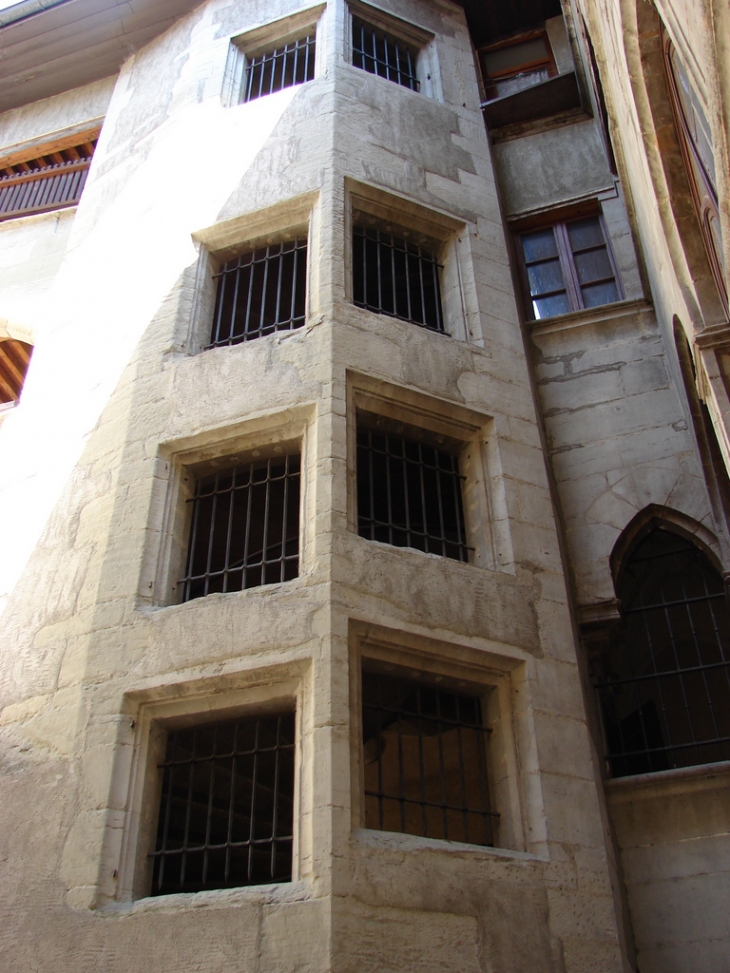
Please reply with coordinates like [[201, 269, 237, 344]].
[[0, 0, 204, 113]]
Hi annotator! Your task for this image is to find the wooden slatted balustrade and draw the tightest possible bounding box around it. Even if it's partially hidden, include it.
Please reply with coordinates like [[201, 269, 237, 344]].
[[0, 133, 98, 222]]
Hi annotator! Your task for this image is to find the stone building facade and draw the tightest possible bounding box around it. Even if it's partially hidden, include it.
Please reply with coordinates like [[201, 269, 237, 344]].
[[0, 1, 727, 971]]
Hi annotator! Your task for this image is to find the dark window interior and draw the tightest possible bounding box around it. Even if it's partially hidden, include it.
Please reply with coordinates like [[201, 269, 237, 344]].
[[352, 226, 443, 332], [0, 135, 97, 222], [362, 668, 495, 845], [352, 16, 419, 91], [181, 455, 300, 601], [519, 214, 621, 319], [243, 34, 315, 102], [356, 422, 470, 562], [151, 713, 295, 895], [592, 528, 730, 777], [209, 239, 307, 347]]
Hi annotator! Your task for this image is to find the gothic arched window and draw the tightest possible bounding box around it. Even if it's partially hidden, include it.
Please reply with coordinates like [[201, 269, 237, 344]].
[[593, 525, 730, 777]]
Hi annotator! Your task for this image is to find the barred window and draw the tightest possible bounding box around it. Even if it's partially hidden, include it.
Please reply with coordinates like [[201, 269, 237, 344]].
[[209, 239, 307, 347], [592, 527, 730, 777], [357, 423, 469, 561], [352, 16, 419, 91], [242, 34, 315, 102], [362, 668, 495, 845], [352, 226, 443, 332], [180, 454, 300, 602], [151, 712, 295, 895], [0, 339, 33, 406], [518, 214, 622, 320], [0, 134, 97, 222]]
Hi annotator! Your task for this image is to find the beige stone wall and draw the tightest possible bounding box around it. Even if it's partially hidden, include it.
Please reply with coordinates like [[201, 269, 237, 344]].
[[0, 0, 635, 971]]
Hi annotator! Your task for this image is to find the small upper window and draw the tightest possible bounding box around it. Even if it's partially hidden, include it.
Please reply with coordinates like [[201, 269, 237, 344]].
[[0, 133, 97, 222], [362, 667, 495, 845], [180, 454, 300, 602], [357, 420, 469, 562], [242, 33, 316, 102], [150, 712, 295, 894], [209, 238, 307, 347], [479, 31, 557, 102], [352, 15, 419, 91], [352, 225, 443, 332], [517, 214, 622, 320]]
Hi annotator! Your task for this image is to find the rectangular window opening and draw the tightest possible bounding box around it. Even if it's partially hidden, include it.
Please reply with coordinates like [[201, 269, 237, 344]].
[[208, 238, 308, 347], [518, 213, 622, 320], [479, 30, 557, 102], [242, 34, 316, 102], [352, 15, 419, 90], [150, 711, 295, 895], [356, 419, 470, 562], [362, 667, 495, 846], [352, 225, 444, 332], [180, 453, 301, 602], [0, 133, 98, 222]]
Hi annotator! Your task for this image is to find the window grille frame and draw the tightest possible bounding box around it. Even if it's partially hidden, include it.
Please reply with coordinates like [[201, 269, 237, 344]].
[[356, 414, 471, 563], [351, 14, 420, 91], [514, 209, 623, 321], [208, 237, 308, 347], [179, 452, 302, 603], [591, 525, 730, 778], [241, 32, 316, 102], [352, 224, 445, 333], [150, 710, 296, 896], [360, 664, 497, 847]]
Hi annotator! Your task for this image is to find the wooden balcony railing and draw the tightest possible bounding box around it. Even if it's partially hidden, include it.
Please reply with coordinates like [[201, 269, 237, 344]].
[[0, 155, 92, 221]]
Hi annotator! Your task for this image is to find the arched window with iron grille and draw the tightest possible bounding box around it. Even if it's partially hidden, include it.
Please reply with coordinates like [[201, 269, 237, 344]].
[[593, 524, 730, 778]]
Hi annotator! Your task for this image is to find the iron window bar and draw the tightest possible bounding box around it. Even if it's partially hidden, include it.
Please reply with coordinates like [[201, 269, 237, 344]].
[[352, 226, 444, 332], [362, 670, 496, 846], [151, 713, 295, 895], [352, 16, 419, 90], [243, 34, 316, 102], [357, 426, 471, 562], [209, 239, 307, 347], [591, 529, 730, 778], [0, 137, 96, 222], [180, 455, 300, 602]]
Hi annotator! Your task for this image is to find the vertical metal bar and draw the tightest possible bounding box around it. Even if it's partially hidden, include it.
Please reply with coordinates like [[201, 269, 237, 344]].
[[361, 228, 368, 308], [389, 233, 397, 316], [258, 246, 272, 337], [451, 456, 466, 560], [376, 232, 383, 311], [280, 456, 291, 581], [435, 690, 448, 839], [184, 484, 203, 601], [375, 678, 384, 831], [221, 469, 237, 592], [406, 47, 415, 89], [241, 465, 254, 588], [455, 697, 469, 842], [417, 245, 428, 326], [417, 442, 429, 552], [416, 684, 428, 836], [366, 432, 376, 539], [404, 241, 413, 322], [227, 263, 242, 343], [434, 452, 446, 556], [156, 742, 176, 891], [401, 437, 411, 547], [432, 255, 443, 331], [242, 255, 255, 338], [385, 435, 395, 546], [224, 724, 239, 884], [397, 705, 405, 833], [203, 471, 220, 596], [475, 714, 490, 845], [247, 720, 260, 882], [260, 459, 273, 583], [202, 727, 218, 885], [179, 730, 198, 888], [270, 716, 282, 879], [272, 245, 284, 329]]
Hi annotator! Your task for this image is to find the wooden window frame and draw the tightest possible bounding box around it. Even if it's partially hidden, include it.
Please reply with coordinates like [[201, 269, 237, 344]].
[[478, 29, 557, 103], [663, 31, 727, 314], [514, 207, 623, 321]]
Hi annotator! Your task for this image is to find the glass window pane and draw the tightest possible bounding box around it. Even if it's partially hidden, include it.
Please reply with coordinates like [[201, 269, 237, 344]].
[[521, 228, 557, 262], [567, 217, 604, 251], [527, 258, 565, 296], [581, 281, 620, 308], [533, 293, 571, 319], [574, 248, 613, 284], [484, 37, 550, 77]]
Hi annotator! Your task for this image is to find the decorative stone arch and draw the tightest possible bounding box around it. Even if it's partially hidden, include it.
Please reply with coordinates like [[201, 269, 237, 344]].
[[0, 318, 34, 406], [590, 506, 730, 777], [619, 0, 726, 325]]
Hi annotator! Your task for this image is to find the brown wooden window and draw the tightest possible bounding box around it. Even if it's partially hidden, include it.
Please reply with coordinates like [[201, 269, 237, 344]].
[[0, 133, 97, 222], [664, 34, 727, 313], [362, 667, 496, 845], [479, 30, 557, 102], [517, 213, 622, 320]]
